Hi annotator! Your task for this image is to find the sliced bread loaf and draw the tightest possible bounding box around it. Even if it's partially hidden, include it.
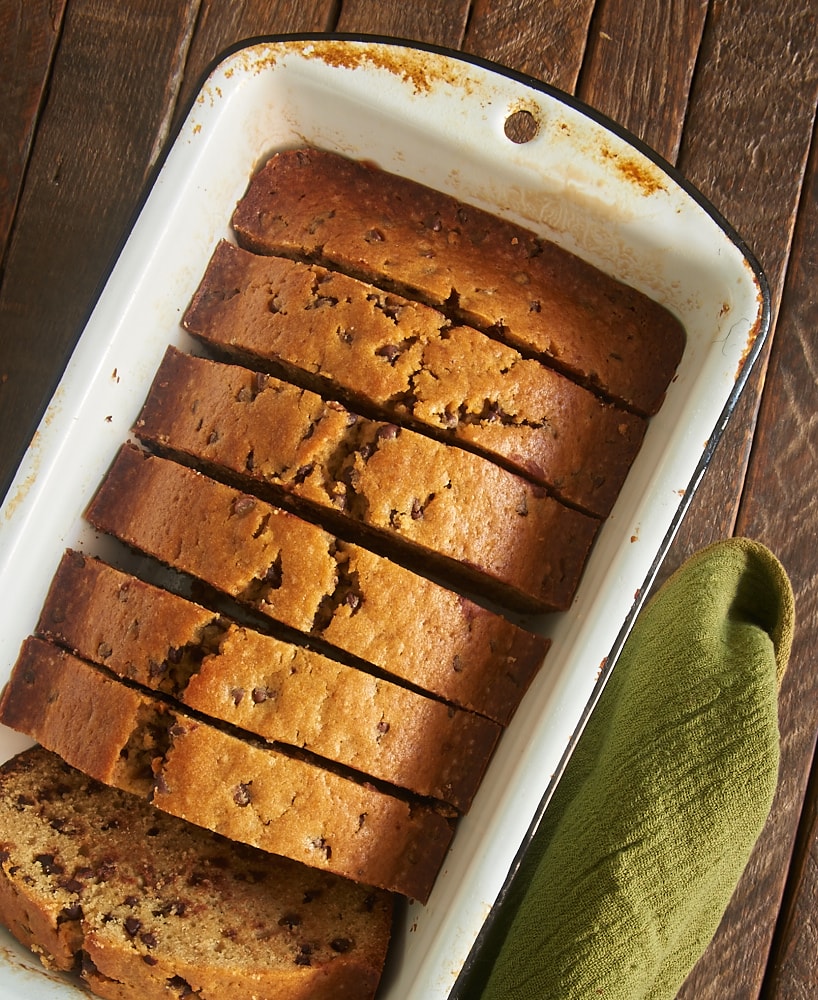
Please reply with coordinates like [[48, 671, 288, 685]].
[[134, 346, 599, 614], [183, 240, 646, 517], [0, 638, 454, 901], [85, 444, 549, 725], [231, 147, 686, 415], [0, 744, 393, 1000], [37, 549, 501, 812]]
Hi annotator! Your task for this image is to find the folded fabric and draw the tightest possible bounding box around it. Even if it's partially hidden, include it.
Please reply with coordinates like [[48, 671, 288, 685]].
[[470, 537, 795, 1000]]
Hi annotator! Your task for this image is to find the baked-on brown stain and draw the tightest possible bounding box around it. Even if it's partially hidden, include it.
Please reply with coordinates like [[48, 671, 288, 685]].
[[302, 39, 477, 96], [600, 144, 666, 196]]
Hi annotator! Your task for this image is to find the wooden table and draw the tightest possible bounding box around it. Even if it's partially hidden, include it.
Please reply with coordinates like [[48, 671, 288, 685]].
[[1, 2, 816, 997]]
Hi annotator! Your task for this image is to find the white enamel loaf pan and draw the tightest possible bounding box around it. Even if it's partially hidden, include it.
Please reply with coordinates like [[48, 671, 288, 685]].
[[0, 35, 768, 1000]]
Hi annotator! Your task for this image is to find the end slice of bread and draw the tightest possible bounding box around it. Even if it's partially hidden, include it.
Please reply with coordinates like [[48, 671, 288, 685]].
[[0, 745, 393, 1000]]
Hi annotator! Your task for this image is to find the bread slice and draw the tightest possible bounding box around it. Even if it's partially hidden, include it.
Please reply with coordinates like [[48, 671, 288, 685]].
[[231, 147, 686, 416], [134, 347, 599, 614], [182, 240, 646, 517], [0, 638, 454, 901], [85, 444, 549, 726], [37, 550, 501, 812], [0, 744, 393, 1000]]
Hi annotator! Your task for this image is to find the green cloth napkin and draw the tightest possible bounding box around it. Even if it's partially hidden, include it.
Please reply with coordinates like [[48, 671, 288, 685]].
[[469, 537, 795, 1000]]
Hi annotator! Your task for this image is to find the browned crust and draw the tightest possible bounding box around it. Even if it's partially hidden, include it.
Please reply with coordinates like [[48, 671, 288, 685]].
[[0, 640, 453, 901], [0, 745, 393, 1000], [183, 240, 647, 516], [231, 148, 685, 415], [134, 347, 599, 614], [85, 444, 549, 725], [37, 550, 501, 811]]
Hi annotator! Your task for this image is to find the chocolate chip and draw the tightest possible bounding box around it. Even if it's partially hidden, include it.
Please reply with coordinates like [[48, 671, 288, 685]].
[[231, 687, 245, 706], [231, 495, 257, 517], [310, 838, 331, 860], [364, 228, 385, 243], [140, 932, 158, 949], [124, 917, 142, 936], [168, 976, 194, 997], [375, 344, 400, 363], [377, 423, 400, 440], [331, 937, 353, 953], [310, 295, 338, 309], [294, 942, 314, 965], [148, 659, 167, 679], [233, 783, 253, 807], [35, 853, 64, 876], [95, 860, 117, 882], [278, 912, 302, 929]]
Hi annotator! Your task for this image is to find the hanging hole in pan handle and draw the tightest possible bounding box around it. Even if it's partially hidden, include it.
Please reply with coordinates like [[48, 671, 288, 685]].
[[504, 108, 539, 144]]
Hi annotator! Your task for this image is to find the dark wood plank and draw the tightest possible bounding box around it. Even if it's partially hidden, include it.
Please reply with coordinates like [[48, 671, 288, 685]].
[[679, 112, 818, 1000], [463, 0, 595, 94], [763, 749, 818, 997], [0, 0, 69, 261], [576, 0, 708, 163], [656, 0, 818, 595], [334, 0, 470, 46], [174, 0, 339, 126], [757, 127, 818, 1000], [0, 0, 201, 503]]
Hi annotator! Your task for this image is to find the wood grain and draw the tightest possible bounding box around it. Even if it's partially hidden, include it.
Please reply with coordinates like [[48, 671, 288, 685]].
[[174, 0, 339, 126], [577, 0, 708, 163], [764, 750, 818, 998], [0, 0, 69, 262], [674, 53, 818, 1000], [0, 0, 201, 502], [0, 1, 816, 995], [650, 0, 818, 591], [687, 113, 818, 1000], [463, 0, 595, 94], [334, 0, 470, 45]]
